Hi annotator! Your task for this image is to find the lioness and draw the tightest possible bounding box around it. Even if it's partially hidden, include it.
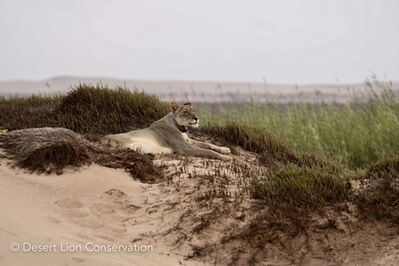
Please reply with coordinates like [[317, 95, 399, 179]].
[[100, 102, 231, 160]]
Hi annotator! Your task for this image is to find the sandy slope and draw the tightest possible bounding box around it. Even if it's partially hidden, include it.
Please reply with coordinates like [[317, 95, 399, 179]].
[[0, 162, 201, 266], [1, 149, 399, 265]]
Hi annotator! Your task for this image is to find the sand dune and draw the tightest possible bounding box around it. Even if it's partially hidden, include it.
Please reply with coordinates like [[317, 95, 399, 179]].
[[0, 162, 200, 266], [0, 76, 397, 103], [1, 148, 399, 265]]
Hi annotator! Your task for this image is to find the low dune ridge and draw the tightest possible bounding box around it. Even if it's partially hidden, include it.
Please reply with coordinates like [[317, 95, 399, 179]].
[[0, 76, 398, 103]]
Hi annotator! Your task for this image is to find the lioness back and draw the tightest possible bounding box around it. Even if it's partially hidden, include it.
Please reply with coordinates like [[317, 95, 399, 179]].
[[100, 128, 173, 154]]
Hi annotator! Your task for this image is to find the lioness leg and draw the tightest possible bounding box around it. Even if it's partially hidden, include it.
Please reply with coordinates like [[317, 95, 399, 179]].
[[179, 145, 231, 161], [190, 139, 231, 154]]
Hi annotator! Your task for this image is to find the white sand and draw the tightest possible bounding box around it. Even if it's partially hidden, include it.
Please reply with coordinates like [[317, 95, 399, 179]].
[[0, 162, 200, 266]]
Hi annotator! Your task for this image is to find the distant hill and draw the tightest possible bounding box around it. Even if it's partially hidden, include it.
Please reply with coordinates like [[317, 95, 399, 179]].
[[0, 76, 397, 103]]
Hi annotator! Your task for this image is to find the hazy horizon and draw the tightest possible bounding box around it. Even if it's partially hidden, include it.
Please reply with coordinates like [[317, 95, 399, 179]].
[[1, 74, 397, 86], [1, 0, 398, 83]]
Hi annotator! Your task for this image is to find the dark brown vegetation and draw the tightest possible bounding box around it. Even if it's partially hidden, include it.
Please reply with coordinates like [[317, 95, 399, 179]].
[[0, 85, 167, 182], [56, 85, 169, 138], [0, 84, 169, 140], [355, 157, 399, 223], [0, 127, 91, 173], [200, 122, 299, 166], [200, 121, 399, 254], [0, 95, 60, 130], [201, 122, 353, 247], [0, 127, 160, 183]]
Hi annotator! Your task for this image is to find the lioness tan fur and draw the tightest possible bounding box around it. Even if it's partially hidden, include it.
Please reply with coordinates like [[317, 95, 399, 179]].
[[100, 102, 231, 160]]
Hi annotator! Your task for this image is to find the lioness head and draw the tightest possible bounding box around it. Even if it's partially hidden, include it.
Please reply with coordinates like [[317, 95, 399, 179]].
[[170, 102, 199, 129]]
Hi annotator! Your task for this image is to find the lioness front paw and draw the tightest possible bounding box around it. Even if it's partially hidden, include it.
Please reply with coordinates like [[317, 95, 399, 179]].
[[218, 147, 231, 154], [220, 155, 233, 161]]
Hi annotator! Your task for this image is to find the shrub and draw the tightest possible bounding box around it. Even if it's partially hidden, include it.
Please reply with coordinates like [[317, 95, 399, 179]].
[[356, 157, 399, 222], [201, 122, 299, 165], [0, 84, 170, 139], [202, 122, 352, 247], [56, 84, 169, 137], [0, 95, 60, 130]]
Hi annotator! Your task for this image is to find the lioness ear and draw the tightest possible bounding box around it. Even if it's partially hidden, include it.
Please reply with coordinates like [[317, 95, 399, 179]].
[[183, 101, 192, 107], [170, 102, 179, 112]]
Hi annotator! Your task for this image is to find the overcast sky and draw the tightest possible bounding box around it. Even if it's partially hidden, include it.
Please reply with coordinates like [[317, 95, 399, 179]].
[[0, 0, 398, 83]]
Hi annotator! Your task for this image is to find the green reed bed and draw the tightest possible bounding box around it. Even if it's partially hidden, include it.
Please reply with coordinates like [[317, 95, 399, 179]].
[[201, 90, 399, 169]]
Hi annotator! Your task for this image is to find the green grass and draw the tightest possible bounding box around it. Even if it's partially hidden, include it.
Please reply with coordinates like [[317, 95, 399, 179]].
[[198, 83, 399, 245], [201, 89, 399, 169]]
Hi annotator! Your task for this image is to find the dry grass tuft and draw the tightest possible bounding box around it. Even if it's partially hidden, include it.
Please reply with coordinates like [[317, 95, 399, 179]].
[[0, 127, 161, 183], [201, 122, 299, 166], [0, 95, 60, 130], [356, 157, 399, 222], [202, 122, 353, 247], [94, 149, 161, 183], [0, 127, 92, 174], [0, 84, 169, 139], [56, 84, 170, 138], [246, 163, 350, 247]]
